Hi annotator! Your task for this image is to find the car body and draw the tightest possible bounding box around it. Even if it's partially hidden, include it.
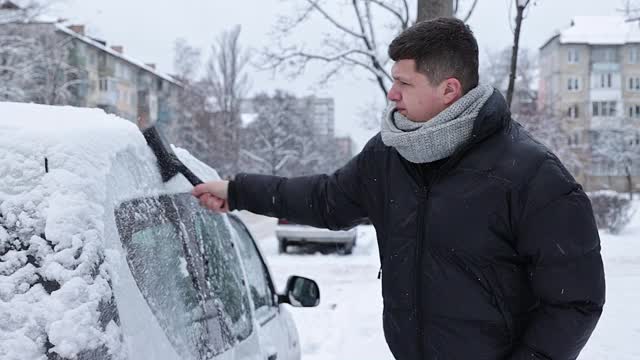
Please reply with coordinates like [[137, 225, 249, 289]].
[[275, 219, 357, 254], [0, 102, 319, 360]]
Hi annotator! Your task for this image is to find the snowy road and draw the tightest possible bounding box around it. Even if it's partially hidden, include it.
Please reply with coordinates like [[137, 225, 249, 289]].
[[238, 205, 640, 360]]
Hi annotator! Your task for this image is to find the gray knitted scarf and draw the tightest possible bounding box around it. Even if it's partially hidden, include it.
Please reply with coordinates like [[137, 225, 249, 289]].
[[381, 84, 494, 163]]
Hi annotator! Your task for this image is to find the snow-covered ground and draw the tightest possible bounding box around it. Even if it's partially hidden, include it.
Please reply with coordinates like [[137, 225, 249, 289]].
[[239, 202, 640, 360]]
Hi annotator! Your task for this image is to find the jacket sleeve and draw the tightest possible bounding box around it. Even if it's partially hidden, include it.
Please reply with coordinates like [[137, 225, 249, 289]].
[[227, 145, 370, 230], [509, 158, 605, 360]]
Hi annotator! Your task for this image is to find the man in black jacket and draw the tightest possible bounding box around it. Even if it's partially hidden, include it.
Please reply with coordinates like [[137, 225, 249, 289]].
[[192, 17, 605, 360]]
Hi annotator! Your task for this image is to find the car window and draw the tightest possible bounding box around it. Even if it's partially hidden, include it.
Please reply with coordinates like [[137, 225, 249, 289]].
[[194, 210, 253, 344], [228, 216, 276, 314], [115, 196, 214, 359]]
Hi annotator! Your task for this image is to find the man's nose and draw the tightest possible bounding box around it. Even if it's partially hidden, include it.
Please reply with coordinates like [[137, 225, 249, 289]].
[[387, 86, 401, 102]]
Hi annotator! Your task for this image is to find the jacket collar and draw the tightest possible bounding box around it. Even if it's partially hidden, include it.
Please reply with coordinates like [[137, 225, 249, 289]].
[[470, 88, 512, 143]]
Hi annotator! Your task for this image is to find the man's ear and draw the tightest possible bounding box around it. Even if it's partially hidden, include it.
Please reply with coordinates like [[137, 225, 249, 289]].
[[442, 78, 463, 105]]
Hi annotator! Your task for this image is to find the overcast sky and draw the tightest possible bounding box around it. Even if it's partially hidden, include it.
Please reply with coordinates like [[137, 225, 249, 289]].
[[50, 0, 620, 149]]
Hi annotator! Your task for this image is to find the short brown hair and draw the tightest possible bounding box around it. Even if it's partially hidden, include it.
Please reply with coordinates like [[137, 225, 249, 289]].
[[388, 17, 479, 94]]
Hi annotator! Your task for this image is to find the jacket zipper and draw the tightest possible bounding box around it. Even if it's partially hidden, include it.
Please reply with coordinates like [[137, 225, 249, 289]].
[[414, 185, 428, 358]]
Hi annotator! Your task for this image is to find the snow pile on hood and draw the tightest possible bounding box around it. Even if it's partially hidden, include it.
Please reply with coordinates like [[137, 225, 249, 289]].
[[0, 102, 218, 360]]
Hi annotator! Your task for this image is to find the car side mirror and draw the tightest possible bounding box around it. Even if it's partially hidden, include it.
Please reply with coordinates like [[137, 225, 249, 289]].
[[278, 276, 320, 307]]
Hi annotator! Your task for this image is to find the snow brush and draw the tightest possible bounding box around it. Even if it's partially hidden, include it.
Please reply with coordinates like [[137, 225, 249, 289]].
[[142, 126, 203, 186]]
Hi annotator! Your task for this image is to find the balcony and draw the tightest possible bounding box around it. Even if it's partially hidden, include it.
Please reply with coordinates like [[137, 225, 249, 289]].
[[591, 116, 621, 129], [591, 63, 620, 72]]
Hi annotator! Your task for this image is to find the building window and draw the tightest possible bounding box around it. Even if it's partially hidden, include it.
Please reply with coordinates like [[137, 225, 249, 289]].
[[567, 77, 581, 91], [593, 73, 616, 89], [599, 74, 613, 88], [592, 47, 617, 63], [568, 48, 579, 64], [605, 48, 616, 62], [630, 47, 639, 64], [567, 133, 579, 146], [629, 77, 640, 91], [99, 78, 109, 91], [630, 105, 640, 118], [592, 101, 617, 117], [567, 104, 579, 118]]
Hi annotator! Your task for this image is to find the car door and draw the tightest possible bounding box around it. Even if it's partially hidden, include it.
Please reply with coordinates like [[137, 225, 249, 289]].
[[228, 215, 298, 360], [115, 194, 227, 359]]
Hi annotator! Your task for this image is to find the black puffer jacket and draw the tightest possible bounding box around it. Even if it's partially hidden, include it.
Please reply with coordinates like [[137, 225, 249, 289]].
[[229, 90, 605, 360]]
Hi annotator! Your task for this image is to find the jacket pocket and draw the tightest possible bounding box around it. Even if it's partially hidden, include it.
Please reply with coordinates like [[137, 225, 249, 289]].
[[380, 236, 415, 309], [447, 250, 514, 342]]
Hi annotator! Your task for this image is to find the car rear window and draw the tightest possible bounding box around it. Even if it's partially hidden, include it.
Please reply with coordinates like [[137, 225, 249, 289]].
[[115, 195, 222, 358], [128, 221, 207, 357]]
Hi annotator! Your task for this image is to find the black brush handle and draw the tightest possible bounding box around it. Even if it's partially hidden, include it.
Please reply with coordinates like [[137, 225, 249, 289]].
[[180, 164, 204, 186]]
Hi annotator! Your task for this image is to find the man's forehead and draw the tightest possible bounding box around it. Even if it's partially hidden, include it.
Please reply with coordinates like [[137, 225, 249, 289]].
[[392, 59, 420, 78]]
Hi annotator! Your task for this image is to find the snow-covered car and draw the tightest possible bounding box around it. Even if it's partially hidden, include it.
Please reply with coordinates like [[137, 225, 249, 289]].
[[0, 102, 319, 360], [276, 219, 357, 254]]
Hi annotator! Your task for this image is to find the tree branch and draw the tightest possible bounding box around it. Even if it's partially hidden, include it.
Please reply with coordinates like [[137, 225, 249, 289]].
[[368, 0, 409, 29], [277, 2, 316, 32], [402, 0, 410, 27], [352, 0, 374, 51], [304, 0, 366, 40], [461, 0, 479, 22], [365, 1, 377, 52]]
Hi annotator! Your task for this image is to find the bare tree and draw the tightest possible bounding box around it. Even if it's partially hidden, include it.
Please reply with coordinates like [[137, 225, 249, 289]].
[[0, 23, 86, 105], [31, 30, 87, 105], [591, 126, 640, 199], [0, 0, 53, 24], [506, 0, 532, 109], [206, 25, 250, 115], [0, 27, 34, 100], [167, 29, 251, 179], [172, 38, 202, 84], [618, 0, 640, 20], [240, 91, 309, 176], [204, 25, 251, 177], [265, 0, 478, 102], [482, 46, 537, 115], [167, 39, 212, 168]]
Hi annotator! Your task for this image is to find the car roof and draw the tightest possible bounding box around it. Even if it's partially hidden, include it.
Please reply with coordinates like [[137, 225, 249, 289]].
[[0, 102, 220, 199], [0, 102, 220, 359]]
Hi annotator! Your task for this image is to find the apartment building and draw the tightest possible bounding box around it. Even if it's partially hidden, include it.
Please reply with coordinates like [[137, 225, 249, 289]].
[[0, 3, 181, 129], [240, 96, 335, 138], [539, 16, 640, 192]]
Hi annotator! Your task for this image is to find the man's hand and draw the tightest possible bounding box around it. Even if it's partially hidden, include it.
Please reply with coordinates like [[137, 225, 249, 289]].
[[191, 180, 230, 213]]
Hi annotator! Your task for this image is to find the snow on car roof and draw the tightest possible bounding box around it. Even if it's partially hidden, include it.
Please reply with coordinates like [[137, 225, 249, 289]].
[[0, 102, 218, 359]]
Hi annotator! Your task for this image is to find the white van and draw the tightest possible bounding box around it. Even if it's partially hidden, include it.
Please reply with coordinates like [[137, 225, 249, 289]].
[[0, 102, 319, 360]]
